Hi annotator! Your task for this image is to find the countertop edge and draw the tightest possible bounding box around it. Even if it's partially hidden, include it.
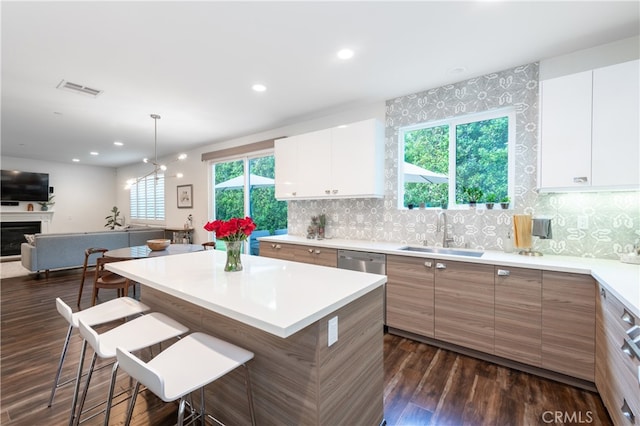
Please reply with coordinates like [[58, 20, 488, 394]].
[[259, 235, 640, 317], [107, 255, 387, 338]]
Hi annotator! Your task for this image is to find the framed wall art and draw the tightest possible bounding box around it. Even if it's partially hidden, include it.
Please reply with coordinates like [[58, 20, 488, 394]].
[[177, 184, 193, 209]]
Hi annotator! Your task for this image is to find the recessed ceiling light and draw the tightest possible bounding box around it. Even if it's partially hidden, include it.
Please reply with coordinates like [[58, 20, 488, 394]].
[[72, 158, 80, 162], [448, 66, 467, 75], [252, 84, 267, 92], [337, 49, 354, 60], [90, 151, 99, 156], [114, 141, 123, 146]]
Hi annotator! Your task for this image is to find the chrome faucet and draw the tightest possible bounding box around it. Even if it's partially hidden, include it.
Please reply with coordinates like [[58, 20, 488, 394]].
[[438, 211, 454, 248]]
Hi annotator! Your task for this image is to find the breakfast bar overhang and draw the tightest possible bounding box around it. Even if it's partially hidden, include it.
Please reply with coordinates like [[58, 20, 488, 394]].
[[108, 250, 387, 425]]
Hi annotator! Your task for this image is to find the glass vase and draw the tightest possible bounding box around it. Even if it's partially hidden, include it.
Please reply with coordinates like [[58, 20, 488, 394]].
[[224, 240, 243, 272]]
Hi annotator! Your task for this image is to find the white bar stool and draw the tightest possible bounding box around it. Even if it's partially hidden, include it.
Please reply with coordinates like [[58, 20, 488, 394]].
[[116, 332, 256, 426], [70, 313, 189, 426], [48, 297, 150, 407]]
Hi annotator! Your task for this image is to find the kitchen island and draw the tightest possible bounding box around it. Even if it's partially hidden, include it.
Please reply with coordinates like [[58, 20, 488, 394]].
[[107, 250, 387, 425]]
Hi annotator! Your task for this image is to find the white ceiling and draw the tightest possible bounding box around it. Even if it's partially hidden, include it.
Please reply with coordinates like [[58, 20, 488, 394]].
[[2, 1, 638, 168]]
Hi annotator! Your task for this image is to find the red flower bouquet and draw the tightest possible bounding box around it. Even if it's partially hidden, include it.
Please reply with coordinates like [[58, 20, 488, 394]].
[[203, 217, 256, 242]]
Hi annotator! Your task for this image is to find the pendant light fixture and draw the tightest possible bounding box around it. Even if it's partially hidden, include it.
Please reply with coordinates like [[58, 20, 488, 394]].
[[125, 114, 187, 188]]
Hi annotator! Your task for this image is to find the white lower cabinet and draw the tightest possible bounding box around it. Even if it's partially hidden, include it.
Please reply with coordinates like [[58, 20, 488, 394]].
[[274, 118, 384, 200]]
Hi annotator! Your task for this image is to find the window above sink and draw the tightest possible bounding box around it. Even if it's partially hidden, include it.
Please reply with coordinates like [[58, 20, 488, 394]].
[[400, 108, 516, 210]]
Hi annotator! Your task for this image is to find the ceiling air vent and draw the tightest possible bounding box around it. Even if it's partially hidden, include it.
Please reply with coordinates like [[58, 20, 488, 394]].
[[56, 80, 103, 97]]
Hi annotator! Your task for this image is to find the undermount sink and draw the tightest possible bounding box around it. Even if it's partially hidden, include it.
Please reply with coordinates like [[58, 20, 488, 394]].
[[397, 246, 484, 258]]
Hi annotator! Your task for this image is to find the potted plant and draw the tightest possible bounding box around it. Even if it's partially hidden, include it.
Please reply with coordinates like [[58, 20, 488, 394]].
[[105, 206, 124, 230], [500, 196, 510, 209], [485, 193, 497, 209], [463, 186, 483, 208], [38, 195, 55, 211]]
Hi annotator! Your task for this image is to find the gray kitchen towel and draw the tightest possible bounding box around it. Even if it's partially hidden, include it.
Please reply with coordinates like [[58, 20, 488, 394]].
[[532, 218, 552, 239]]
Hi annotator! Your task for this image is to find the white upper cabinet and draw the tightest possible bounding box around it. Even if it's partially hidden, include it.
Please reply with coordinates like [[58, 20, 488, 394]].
[[539, 59, 640, 191], [275, 119, 384, 200], [539, 71, 593, 190], [592, 60, 639, 188]]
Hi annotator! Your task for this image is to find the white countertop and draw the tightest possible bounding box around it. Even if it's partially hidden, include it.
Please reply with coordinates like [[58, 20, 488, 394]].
[[260, 235, 640, 317], [107, 250, 386, 338]]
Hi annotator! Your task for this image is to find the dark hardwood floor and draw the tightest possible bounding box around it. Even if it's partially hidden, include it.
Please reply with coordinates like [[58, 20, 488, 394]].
[[1, 267, 611, 425]]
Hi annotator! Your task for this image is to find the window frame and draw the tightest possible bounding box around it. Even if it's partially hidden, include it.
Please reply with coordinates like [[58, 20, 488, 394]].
[[399, 108, 516, 210], [129, 172, 166, 224]]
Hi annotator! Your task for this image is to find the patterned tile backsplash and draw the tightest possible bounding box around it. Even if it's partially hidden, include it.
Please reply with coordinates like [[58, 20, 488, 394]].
[[288, 63, 640, 260]]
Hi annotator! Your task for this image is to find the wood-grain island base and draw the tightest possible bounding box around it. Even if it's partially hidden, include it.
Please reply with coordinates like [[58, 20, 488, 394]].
[[141, 284, 384, 426]]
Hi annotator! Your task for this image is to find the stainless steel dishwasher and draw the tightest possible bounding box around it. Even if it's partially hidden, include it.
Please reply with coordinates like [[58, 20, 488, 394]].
[[337, 250, 386, 275]]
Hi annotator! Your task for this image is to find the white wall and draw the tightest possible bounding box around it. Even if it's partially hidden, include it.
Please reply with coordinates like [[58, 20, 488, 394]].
[[116, 101, 385, 244], [1, 156, 118, 233], [539, 36, 639, 80]]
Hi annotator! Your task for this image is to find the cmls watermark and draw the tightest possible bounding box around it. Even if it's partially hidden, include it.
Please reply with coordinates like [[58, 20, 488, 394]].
[[542, 411, 594, 424]]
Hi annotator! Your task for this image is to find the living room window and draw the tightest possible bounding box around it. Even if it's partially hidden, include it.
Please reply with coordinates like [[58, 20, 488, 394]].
[[400, 108, 515, 209], [130, 173, 165, 221]]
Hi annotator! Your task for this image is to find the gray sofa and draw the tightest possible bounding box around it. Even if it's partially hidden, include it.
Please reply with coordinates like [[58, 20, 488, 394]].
[[21, 227, 165, 276]]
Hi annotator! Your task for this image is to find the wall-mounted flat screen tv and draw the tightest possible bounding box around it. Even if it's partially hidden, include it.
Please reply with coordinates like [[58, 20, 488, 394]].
[[1, 170, 50, 202]]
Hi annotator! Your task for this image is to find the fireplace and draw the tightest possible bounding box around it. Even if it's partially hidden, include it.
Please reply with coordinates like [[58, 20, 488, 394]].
[[1, 221, 41, 256]]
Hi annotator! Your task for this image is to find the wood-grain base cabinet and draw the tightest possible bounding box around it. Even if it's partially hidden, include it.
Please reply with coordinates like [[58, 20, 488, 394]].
[[259, 241, 298, 262], [259, 241, 337, 267], [542, 271, 596, 382], [385, 255, 435, 337], [596, 283, 640, 425], [434, 260, 495, 354], [495, 266, 542, 367]]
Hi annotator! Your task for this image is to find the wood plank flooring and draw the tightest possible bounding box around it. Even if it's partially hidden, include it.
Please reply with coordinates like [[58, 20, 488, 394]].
[[1, 268, 612, 425]]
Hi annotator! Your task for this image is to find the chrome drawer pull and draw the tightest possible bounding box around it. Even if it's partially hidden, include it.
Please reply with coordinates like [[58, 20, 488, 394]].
[[622, 309, 636, 326], [325, 190, 331, 194], [627, 325, 640, 341], [435, 263, 446, 269], [621, 338, 640, 360], [424, 261, 432, 268], [621, 399, 635, 423], [573, 176, 588, 183], [308, 249, 313, 253], [315, 250, 321, 254], [497, 269, 510, 276]]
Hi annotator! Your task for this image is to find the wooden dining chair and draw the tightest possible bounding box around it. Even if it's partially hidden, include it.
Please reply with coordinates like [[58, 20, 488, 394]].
[[202, 241, 216, 250], [91, 257, 131, 306], [77, 248, 108, 307]]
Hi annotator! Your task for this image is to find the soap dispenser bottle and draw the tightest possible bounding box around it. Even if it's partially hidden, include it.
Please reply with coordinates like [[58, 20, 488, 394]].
[[504, 231, 514, 253]]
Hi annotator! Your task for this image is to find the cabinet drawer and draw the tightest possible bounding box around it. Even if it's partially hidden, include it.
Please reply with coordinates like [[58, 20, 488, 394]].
[[601, 285, 639, 337], [294, 246, 337, 267], [602, 325, 640, 423], [258, 241, 298, 261]]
